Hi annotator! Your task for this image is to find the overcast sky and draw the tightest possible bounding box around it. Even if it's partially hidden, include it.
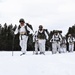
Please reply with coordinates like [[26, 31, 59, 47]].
[[0, 0, 75, 35]]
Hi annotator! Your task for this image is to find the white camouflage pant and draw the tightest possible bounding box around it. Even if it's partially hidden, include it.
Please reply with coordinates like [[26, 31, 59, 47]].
[[35, 39, 46, 53], [69, 43, 74, 52], [60, 44, 66, 53], [19, 35, 28, 54], [35, 41, 39, 53], [52, 42, 61, 54]]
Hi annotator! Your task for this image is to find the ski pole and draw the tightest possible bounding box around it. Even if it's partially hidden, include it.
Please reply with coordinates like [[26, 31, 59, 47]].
[[12, 31, 15, 56]]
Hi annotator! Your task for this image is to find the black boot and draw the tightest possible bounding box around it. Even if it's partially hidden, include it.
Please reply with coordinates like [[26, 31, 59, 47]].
[[20, 53, 25, 56], [39, 52, 42, 55], [35, 53, 38, 55], [39, 52, 45, 55], [42, 52, 45, 55]]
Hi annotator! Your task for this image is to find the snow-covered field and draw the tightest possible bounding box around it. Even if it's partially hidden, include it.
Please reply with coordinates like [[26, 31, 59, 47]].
[[0, 51, 75, 75]]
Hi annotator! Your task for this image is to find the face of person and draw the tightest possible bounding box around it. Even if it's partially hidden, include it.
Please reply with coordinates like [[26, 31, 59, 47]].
[[39, 27, 43, 31], [69, 35, 71, 37], [55, 32, 58, 35], [39, 26, 43, 31], [20, 22, 25, 26]]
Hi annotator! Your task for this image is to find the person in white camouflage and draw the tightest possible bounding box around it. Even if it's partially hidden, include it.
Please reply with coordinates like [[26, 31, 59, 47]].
[[33, 25, 48, 55], [67, 34, 75, 52], [14, 18, 33, 56], [51, 31, 62, 54]]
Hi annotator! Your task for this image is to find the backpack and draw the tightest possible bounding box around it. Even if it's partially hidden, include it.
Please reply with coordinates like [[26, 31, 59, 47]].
[[37, 29, 49, 39], [18, 23, 33, 36], [37, 30, 46, 39], [54, 34, 60, 41], [26, 23, 33, 30], [44, 29, 49, 36]]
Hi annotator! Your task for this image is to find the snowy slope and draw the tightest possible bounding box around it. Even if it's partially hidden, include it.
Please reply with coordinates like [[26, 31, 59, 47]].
[[0, 51, 75, 75]]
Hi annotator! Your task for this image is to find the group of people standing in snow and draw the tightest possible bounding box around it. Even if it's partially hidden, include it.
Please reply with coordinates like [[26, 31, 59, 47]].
[[14, 18, 75, 56]]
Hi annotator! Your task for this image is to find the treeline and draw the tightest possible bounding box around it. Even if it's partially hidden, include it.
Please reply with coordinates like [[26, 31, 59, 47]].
[[0, 23, 37, 51], [66, 24, 75, 37], [66, 24, 75, 51], [0, 23, 75, 51], [0, 23, 17, 51], [0, 23, 35, 51]]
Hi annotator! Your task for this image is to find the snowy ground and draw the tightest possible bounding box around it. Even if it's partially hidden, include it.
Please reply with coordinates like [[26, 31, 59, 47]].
[[0, 51, 75, 75]]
